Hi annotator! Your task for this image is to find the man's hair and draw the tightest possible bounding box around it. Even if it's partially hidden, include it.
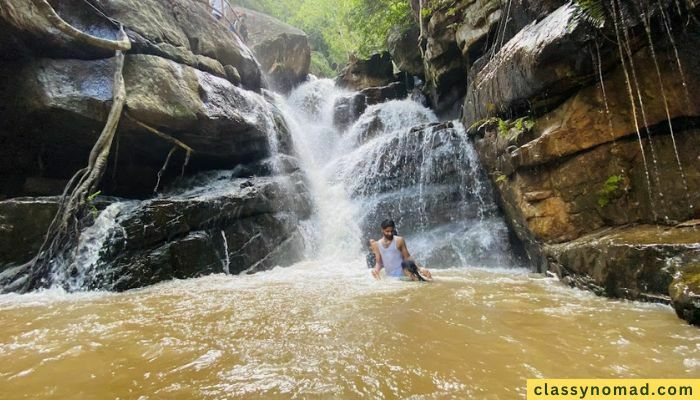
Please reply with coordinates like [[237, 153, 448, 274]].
[[381, 219, 395, 229]]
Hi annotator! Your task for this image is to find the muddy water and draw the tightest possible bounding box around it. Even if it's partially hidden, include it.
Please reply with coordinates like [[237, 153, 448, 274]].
[[1, 263, 698, 399]]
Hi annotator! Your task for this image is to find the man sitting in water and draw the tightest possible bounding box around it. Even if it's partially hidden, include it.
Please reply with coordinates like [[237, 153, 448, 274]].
[[371, 219, 432, 281]]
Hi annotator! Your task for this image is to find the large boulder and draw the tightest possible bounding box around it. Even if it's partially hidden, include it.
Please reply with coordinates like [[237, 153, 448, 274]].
[[515, 33, 700, 168], [463, 3, 597, 123], [0, 54, 291, 198], [545, 225, 700, 302], [388, 25, 424, 77], [0, 0, 262, 89], [419, 0, 570, 115], [465, 3, 700, 326], [232, 7, 311, 93], [0, 197, 58, 272], [0, 173, 312, 291], [670, 259, 700, 326], [332, 82, 409, 131], [336, 52, 396, 91], [333, 93, 367, 131], [421, 6, 467, 115]]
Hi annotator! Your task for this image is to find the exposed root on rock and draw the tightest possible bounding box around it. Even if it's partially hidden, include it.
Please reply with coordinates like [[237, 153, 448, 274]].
[[31, 0, 131, 51], [0, 19, 130, 293]]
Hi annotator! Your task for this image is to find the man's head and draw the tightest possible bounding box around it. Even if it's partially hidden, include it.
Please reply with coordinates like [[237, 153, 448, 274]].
[[380, 219, 395, 241]]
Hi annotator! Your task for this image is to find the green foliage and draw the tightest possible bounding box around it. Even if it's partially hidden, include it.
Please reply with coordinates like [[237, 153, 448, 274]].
[[498, 119, 509, 137], [309, 51, 335, 77], [346, 0, 414, 57], [571, 0, 607, 29], [514, 117, 534, 133], [236, 0, 413, 70], [496, 117, 534, 138], [597, 175, 624, 208], [495, 174, 508, 184], [87, 190, 101, 218]]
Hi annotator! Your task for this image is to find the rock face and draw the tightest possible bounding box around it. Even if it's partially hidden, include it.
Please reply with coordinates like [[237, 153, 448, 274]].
[[0, 174, 312, 291], [0, 198, 59, 270], [0, 1, 315, 290], [670, 260, 700, 326], [463, 3, 595, 122], [545, 226, 700, 301], [0, 0, 262, 89], [332, 82, 409, 131], [0, 54, 290, 198], [457, 1, 700, 325], [388, 25, 424, 77], [417, 0, 570, 115], [336, 52, 396, 91], [232, 7, 311, 93]]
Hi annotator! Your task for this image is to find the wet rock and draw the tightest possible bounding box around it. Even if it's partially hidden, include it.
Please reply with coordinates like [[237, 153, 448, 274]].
[[233, 7, 311, 93], [463, 3, 597, 123], [346, 102, 437, 145], [476, 128, 700, 246], [336, 52, 396, 91], [333, 93, 367, 131], [420, 0, 570, 115], [670, 261, 700, 326], [0, 0, 261, 89], [515, 32, 700, 167], [361, 82, 409, 106], [0, 54, 289, 197], [0, 197, 58, 272], [0, 175, 312, 291], [470, 22, 700, 250], [422, 7, 467, 114], [454, 0, 502, 64], [388, 25, 424, 77], [545, 225, 700, 303], [96, 175, 311, 290]]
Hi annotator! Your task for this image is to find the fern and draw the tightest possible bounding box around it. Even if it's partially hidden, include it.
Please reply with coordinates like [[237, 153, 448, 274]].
[[571, 0, 607, 29]]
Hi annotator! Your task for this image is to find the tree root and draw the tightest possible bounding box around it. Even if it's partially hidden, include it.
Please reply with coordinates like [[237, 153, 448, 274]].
[[0, 22, 130, 293], [31, 0, 131, 51], [154, 146, 177, 194], [124, 112, 194, 154], [0, 3, 195, 293], [123, 113, 194, 193]]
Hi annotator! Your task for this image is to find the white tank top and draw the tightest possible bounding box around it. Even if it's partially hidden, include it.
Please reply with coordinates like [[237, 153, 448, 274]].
[[377, 238, 403, 277]]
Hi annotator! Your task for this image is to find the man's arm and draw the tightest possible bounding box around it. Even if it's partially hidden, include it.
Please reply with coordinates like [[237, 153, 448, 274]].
[[371, 241, 383, 279], [398, 237, 432, 280], [397, 237, 413, 261]]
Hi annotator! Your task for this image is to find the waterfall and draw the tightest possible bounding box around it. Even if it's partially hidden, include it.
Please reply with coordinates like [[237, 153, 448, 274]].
[[276, 79, 514, 268], [7, 77, 516, 293]]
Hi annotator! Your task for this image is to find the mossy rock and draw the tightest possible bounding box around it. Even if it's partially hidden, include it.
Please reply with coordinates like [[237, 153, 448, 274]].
[[669, 262, 700, 326]]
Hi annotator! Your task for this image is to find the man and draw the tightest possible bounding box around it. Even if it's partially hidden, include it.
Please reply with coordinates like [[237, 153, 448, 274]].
[[371, 219, 432, 281]]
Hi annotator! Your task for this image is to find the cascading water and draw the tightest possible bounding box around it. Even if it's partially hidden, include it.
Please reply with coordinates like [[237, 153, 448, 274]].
[[277, 79, 514, 269]]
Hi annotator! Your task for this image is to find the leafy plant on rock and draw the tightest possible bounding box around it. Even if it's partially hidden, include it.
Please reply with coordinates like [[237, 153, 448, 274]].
[[598, 174, 625, 208]]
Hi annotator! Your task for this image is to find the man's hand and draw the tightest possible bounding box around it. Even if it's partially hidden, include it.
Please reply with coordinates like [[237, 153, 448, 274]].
[[372, 267, 381, 280], [419, 268, 433, 281]]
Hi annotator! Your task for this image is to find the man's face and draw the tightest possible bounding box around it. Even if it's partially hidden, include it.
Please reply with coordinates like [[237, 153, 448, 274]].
[[382, 227, 394, 240]]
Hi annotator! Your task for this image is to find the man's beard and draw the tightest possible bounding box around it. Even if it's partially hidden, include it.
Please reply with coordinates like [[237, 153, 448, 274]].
[[383, 233, 393, 241]]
